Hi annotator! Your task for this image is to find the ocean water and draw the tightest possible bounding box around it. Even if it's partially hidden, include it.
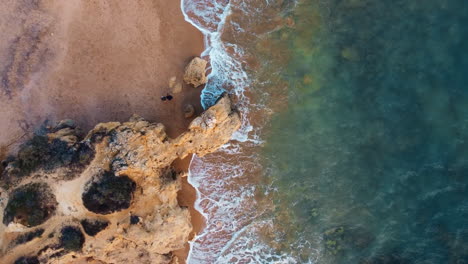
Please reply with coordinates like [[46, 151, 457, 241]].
[[183, 0, 468, 263]]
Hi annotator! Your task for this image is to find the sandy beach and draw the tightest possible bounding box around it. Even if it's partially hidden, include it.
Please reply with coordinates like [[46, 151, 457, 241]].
[[0, 0, 204, 262]]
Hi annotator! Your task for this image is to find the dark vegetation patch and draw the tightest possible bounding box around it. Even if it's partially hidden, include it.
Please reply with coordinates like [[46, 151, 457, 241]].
[[3, 182, 57, 227], [59, 226, 85, 251], [1, 121, 95, 188], [14, 256, 39, 264], [12, 228, 44, 246], [80, 219, 109, 236], [82, 171, 136, 214]]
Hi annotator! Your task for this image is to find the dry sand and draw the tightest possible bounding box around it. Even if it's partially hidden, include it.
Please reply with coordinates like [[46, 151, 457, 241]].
[[0, 0, 205, 262]]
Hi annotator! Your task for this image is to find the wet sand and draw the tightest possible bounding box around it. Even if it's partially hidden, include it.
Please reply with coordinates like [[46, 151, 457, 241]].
[[174, 156, 206, 263], [0, 0, 204, 262]]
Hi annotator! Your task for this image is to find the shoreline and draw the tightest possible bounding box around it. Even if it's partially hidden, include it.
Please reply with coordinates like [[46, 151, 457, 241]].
[[173, 155, 205, 263], [0, 0, 205, 263]]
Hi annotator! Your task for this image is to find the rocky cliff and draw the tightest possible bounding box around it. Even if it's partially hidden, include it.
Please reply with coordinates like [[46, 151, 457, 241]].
[[0, 94, 240, 264]]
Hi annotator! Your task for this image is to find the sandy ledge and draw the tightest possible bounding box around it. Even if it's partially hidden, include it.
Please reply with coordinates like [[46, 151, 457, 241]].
[[0, 0, 205, 263]]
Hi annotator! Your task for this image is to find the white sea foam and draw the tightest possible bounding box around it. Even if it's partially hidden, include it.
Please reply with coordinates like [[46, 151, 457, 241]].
[[181, 0, 298, 263]]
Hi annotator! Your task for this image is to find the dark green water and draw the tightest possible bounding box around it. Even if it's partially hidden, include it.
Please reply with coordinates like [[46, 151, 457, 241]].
[[263, 0, 468, 263]]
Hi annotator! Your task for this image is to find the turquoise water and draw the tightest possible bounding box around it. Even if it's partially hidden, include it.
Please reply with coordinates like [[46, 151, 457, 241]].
[[184, 0, 468, 262], [262, 0, 468, 262]]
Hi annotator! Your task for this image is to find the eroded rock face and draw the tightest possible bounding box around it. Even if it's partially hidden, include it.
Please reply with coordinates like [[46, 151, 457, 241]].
[[183, 57, 207, 87], [0, 94, 240, 264]]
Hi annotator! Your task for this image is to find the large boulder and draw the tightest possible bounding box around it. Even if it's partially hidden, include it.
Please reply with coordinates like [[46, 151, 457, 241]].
[[183, 57, 207, 87]]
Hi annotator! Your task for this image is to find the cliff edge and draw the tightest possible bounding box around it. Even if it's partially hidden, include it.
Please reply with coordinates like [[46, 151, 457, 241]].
[[0, 94, 240, 264]]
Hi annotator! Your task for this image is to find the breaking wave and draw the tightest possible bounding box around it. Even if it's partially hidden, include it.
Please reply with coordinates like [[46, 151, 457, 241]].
[[181, 0, 298, 263]]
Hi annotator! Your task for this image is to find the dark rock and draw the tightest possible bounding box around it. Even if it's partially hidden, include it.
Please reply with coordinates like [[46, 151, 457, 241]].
[[3, 183, 57, 227], [80, 219, 109, 236], [160, 167, 177, 185], [14, 135, 49, 175], [14, 256, 39, 264], [12, 228, 44, 246], [130, 215, 140, 225], [59, 226, 85, 251], [82, 171, 136, 214], [1, 133, 95, 187]]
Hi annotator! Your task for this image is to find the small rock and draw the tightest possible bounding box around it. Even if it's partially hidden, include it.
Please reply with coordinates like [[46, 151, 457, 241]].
[[183, 104, 195, 118], [168, 76, 177, 88], [172, 82, 183, 94], [183, 57, 207, 87]]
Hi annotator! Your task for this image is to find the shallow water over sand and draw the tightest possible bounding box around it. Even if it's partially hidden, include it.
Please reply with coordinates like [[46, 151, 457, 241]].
[[188, 0, 468, 263]]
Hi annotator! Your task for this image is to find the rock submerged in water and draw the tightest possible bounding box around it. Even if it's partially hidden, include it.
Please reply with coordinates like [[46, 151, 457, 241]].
[[323, 226, 345, 256], [183, 57, 207, 87], [0, 94, 240, 264], [322, 225, 375, 261]]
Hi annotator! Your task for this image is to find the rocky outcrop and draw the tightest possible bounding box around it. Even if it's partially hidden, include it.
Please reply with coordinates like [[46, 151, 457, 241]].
[[0, 94, 240, 264], [183, 57, 207, 87]]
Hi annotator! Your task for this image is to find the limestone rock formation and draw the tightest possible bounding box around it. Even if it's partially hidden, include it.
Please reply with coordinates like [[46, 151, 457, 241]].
[[0, 94, 240, 264], [183, 57, 207, 87]]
